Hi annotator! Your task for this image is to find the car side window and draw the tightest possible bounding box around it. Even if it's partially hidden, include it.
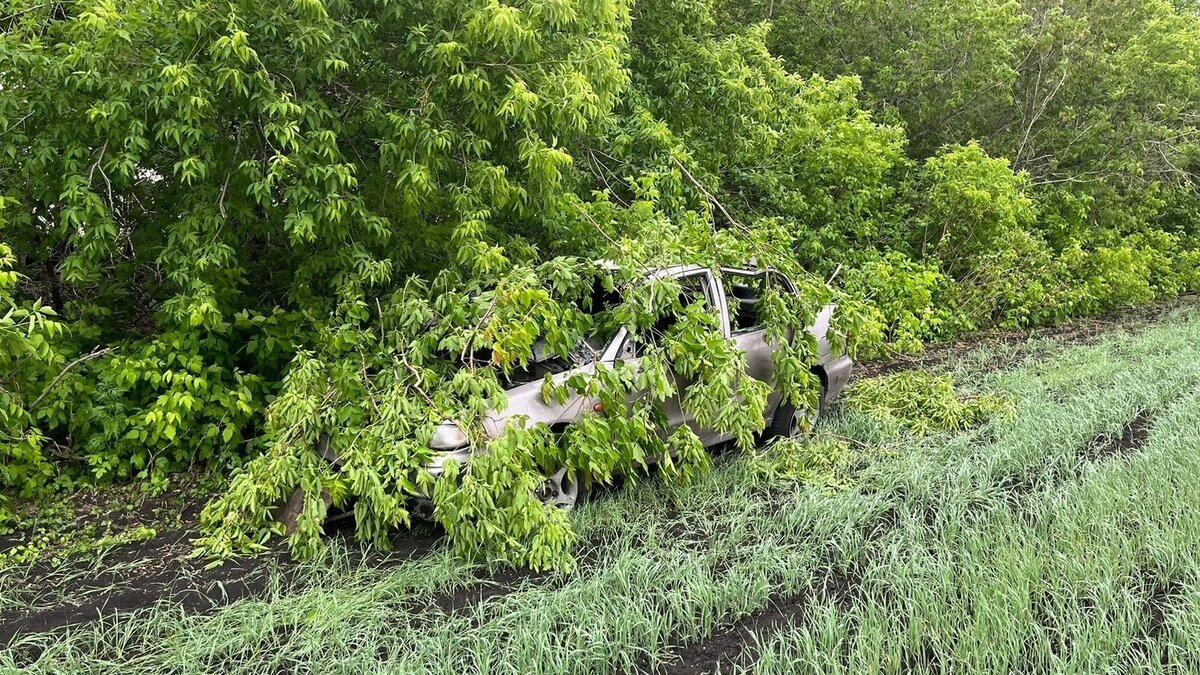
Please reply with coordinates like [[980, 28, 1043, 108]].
[[635, 274, 712, 356], [723, 271, 768, 334]]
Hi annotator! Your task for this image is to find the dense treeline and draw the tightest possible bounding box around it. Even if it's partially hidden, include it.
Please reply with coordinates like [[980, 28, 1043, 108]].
[[1, 0, 1197, 564], [720, 0, 1200, 328]]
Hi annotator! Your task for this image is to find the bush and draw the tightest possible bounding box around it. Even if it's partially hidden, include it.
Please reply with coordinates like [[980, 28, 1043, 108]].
[[61, 332, 270, 490], [956, 229, 1084, 329], [0, 223, 64, 523], [842, 253, 970, 354], [919, 142, 1037, 278]]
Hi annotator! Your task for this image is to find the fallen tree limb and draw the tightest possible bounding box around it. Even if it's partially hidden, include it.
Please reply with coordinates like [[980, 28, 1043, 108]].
[[672, 155, 743, 229]]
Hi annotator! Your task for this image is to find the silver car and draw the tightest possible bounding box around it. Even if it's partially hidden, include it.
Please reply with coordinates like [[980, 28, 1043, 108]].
[[421, 264, 853, 508]]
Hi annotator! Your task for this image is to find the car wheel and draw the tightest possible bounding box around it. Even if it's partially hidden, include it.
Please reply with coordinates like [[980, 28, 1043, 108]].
[[765, 392, 823, 441], [540, 467, 590, 510]]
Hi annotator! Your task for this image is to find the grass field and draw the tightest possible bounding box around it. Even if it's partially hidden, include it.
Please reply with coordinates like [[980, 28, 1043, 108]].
[[3, 303, 1200, 674]]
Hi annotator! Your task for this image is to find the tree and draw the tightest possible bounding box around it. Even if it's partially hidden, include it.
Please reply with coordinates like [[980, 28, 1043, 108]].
[[0, 199, 64, 523], [717, 0, 1030, 156]]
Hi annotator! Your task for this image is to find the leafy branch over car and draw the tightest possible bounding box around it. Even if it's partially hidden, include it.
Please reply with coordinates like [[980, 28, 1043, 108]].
[[201, 261, 858, 570]]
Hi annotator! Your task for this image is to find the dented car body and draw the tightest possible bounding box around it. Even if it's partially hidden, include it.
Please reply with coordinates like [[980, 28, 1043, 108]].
[[422, 264, 854, 507]]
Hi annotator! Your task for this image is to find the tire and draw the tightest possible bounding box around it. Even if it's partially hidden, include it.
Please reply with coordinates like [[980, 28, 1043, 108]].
[[764, 392, 823, 442]]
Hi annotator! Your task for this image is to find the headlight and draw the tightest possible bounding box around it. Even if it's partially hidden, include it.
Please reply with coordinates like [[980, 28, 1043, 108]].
[[429, 421, 469, 450]]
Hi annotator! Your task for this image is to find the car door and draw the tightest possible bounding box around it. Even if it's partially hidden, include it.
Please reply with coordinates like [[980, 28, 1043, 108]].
[[610, 268, 728, 448], [715, 268, 801, 443], [648, 269, 725, 446], [725, 268, 777, 406]]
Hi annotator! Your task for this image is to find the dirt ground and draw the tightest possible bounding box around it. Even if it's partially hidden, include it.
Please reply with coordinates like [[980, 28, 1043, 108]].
[[1, 295, 1194, 657], [0, 484, 441, 646]]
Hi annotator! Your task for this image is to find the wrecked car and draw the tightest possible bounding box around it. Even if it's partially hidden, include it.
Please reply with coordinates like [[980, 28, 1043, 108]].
[[420, 264, 853, 509]]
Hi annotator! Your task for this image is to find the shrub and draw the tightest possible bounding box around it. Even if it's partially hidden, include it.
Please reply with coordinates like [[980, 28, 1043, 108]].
[[1081, 245, 1159, 313], [919, 143, 1036, 278], [1, 214, 65, 522], [62, 332, 271, 490], [957, 229, 1085, 330], [842, 253, 970, 354]]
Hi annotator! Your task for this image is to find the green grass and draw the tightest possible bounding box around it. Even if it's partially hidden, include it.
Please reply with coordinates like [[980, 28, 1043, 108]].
[[5, 307, 1200, 673]]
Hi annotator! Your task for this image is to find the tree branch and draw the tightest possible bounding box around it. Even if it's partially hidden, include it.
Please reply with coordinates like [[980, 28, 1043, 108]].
[[671, 156, 742, 229], [29, 346, 115, 411]]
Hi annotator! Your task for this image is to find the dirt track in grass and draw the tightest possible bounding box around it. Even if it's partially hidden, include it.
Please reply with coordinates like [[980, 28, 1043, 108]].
[[0, 493, 441, 646], [653, 562, 865, 675], [649, 324, 1187, 675], [650, 402, 1169, 675], [0, 528, 268, 644], [1, 295, 1195, 649]]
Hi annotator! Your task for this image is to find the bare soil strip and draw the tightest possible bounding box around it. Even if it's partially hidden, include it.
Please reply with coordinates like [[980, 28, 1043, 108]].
[[0, 530, 273, 645], [653, 594, 813, 674], [0, 513, 440, 646], [1084, 410, 1153, 462], [654, 565, 863, 674]]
